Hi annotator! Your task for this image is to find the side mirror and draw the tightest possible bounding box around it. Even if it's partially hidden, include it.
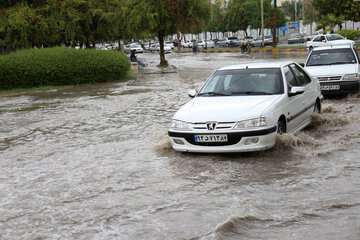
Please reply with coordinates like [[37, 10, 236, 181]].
[[299, 63, 305, 67], [288, 86, 305, 97], [188, 89, 197, 98]]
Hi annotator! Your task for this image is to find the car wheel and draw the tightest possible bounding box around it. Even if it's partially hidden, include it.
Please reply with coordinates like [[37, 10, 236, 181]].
[[277, 119, 287, 135], [314, 101, 321, 114], [309, 46, 313, 51]]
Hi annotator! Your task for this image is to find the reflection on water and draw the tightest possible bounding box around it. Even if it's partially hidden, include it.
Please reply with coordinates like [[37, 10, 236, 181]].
[[1, 53, 360, 240]]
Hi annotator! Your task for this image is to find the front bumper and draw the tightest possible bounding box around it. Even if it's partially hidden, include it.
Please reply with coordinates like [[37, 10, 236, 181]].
[[168, 127, 277, 153], [320, 80, 359, 95]]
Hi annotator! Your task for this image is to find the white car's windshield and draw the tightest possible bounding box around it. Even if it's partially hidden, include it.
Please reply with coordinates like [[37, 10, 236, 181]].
[[306, 49, 357, 66], [326, 34, 344, 41], [199, 68, 284, 96]]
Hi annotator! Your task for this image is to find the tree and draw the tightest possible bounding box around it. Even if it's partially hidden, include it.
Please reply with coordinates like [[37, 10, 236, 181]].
[[208, 0, 226, 39], [130, 0, 209, 67], [265, 7, 286, 46], [225, 0, 250, 35]]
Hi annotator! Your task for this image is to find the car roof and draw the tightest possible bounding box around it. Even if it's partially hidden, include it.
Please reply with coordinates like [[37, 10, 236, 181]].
[[311, 44, 354, 51], [218, 61, 293, 70]]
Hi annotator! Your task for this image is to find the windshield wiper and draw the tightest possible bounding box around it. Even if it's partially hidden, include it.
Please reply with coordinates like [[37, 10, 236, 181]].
[[198, 91, 231, 96], [232, 91, 274, 95], [328, 62, 354, 65], [309, 62, 354, 66]]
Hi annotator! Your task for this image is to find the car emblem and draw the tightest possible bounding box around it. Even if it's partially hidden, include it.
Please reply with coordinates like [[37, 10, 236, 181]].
[[206, 122, 217, 131]]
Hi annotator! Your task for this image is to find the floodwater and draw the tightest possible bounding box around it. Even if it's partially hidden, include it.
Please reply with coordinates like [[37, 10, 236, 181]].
[[1, 52, 360, 240]]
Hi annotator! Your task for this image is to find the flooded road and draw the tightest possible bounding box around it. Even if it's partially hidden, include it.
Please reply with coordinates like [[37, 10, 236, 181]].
[[1, 52, 360, 240]]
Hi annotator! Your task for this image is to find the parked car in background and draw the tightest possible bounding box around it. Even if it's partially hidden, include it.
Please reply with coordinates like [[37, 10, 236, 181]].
[[205, 40, 216, 48], [304, 45, 360, 96], [165, 41, 175, 49], [252, 36, 273, 47], [168, 61, 322, 153], [149, 43, 172, 53], [241, 36, 254, 45], [227, 37, 241, 47], [181, 41, 192, 48], [305, 34, 355, 50], [124, 43, 144, 53], [287, 33, 306, 44], [196, 40, 216, 48], [216, 39, 228, 47]]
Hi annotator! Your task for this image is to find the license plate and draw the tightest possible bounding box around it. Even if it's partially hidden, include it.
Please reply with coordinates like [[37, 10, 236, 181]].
[[320, 85, 340, 91], [194, 135, 228, 143]]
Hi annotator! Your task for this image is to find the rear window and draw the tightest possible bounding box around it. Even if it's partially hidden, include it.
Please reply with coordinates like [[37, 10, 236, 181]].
[[306, 48, 357, 66], [326, 34, 344, 41]]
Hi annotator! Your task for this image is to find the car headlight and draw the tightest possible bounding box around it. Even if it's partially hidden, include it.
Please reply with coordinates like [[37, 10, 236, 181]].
[[233, 117, 267, 129], [170, 120, 192, 131], [342, 73, 360, 81]]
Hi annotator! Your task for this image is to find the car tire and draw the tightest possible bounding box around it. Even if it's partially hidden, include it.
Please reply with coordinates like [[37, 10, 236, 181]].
[[277, 119, 287, 135], [314, 101, 321, 114], [309, 46, 313, 51]]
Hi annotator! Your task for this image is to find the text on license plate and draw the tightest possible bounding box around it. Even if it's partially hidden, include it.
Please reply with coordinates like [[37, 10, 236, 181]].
[[320, 85, 340, 91], [194, 135, 228, 143]]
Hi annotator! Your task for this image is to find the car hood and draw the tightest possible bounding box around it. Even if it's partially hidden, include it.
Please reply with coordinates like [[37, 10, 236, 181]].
[[173, 95, 282, 123], [305, 64, 358, 77]]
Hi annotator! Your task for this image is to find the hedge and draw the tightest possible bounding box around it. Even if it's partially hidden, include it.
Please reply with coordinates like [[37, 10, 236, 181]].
[[337, 29, 360, 41], [0, 47, 130, 90]]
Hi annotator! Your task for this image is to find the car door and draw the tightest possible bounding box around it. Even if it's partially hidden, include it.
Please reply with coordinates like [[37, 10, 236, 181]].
[[289, 64, 315, 122], [312, 36, 325, 47], [282, 65, 305, 132]]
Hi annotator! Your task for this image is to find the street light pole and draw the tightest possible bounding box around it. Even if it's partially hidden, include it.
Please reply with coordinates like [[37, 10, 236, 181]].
[[261, 0, 264, 47]]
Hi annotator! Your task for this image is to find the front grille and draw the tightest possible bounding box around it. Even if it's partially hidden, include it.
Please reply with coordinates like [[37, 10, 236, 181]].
[[168, 127, 277, 147], [318, 76, 342, 82], [191, 122, 236, 130], [178, 132, 242, 146]]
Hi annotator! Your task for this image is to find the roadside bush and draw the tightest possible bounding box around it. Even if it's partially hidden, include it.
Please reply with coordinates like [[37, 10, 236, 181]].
[[0, 47, 130, 90], [337, 29, 360, 40]]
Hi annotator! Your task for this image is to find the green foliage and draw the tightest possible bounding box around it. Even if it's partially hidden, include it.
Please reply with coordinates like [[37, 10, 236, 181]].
[[225, 0, 250, 33], [337, 30, 360, 40], [316, 14, 344, 31], [207, 0, 226, 33], [313, 0, 360, 30], [0, 47, 130, 90], [224, 0, 286, 35], [130, 0, 210, 66]]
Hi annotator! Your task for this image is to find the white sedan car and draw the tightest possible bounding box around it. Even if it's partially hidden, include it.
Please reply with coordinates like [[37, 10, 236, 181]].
[[124, 43, 144, 53], [168, 62, 322, 153], [306, 34, 354, 50], [304, 45, 360, 95]]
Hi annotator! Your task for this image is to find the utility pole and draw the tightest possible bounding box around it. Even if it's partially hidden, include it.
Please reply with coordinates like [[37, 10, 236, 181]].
[[273, 0, 277, 47], [261, 0, 264, 47]]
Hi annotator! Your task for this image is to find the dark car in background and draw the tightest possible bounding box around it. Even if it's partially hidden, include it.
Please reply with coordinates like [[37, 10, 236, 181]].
[[287, 33, 306, 44], [227, 37, 241, 47]]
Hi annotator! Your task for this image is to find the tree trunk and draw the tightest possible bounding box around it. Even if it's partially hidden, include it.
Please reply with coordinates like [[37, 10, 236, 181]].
[[158, 31, 168, 67], [118, 39, 122, 51], [272, 27, 277, 47], [177, 32, 181, 51]]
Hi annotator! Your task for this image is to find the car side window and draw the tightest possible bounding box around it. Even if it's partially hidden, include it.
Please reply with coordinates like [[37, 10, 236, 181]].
[[289, 64, 311, 85], [313, 36, 322, 42], [353, 48, 360, 63], [283, 66, 298, 88]]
